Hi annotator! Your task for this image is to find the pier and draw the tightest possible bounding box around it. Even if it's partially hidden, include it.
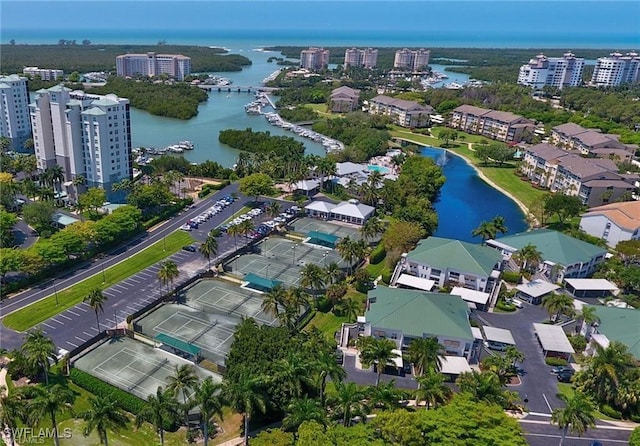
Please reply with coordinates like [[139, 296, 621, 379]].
[[197, 85, 278, 93]]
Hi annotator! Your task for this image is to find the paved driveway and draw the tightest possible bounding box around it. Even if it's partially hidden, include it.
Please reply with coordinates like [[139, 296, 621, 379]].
[[11, 219, 37, 249]]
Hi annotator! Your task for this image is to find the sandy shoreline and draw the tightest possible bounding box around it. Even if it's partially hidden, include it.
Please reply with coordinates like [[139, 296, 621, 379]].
[[397, 137, 537, 228]]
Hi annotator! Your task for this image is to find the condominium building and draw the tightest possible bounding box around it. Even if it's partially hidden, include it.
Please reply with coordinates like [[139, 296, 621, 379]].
[[22, 67, 64, 81], [451, 105, 536, 143], [299, 47, 329, 71], [368, 95, 433, 128], [517, 52, 584, 89], [116, 52, 191, 81], [551, 123, 636, 161], [591, 52, 640, 87], [30, 85, 132, 200], [0, 74, 31, 151], [329, 86, 360, 112], [393, 48, 430, 71], [343, 48, 378, 69]]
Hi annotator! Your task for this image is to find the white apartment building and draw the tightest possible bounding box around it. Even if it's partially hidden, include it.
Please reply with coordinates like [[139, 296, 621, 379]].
[[517, 52, 584, 89], [393, 48, 430, 71], [23, 67, 64, 81], [116, 52, 191, 81], [343, 48, 378, 69], [367, 95, 433, 128], [0, 75, 31, 152], [300, 47, 329, 71], [592, 52, 640, 87], [30, 85, 132, 200]]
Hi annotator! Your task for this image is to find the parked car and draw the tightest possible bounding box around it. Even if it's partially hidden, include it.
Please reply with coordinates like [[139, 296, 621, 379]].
[[182, 245, 197, 252], [506, 298, 524, 308], [557, 371, 574, 383], [551, 365, 574, 375], [334, 350, 344, 365], [485, 341, 509, 352], [180, 224, 192, 231]]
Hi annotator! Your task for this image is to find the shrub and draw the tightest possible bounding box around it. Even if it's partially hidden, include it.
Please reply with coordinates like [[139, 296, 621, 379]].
[[496, 301, 516, 312], [630, 426, 640, 446], [600, 404, 623, 419], [567, 335, 587, 353], [381, 270, 392, 285], [369, 245, 386, 265], [544, 357, 567, 367], [70, 367, 145, 413], [502, 271, 521, 284]]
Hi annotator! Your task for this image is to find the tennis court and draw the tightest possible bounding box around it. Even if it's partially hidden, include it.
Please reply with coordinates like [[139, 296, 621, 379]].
[[227, 237, 347, 288], [74, 336, 220, 400], [290, 217, 364, 240], [136, 280, 278, 365]]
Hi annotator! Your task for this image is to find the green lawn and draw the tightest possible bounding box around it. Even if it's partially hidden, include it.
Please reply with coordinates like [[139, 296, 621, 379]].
[[304, 311, 347, 340], [556, 383, 617, 421], [305, 103, 340, 119], [366, 261, 389, 280], [3, 231, 194, 331]]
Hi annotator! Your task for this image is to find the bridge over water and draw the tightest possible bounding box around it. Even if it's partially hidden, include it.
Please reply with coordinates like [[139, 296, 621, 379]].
[[197, 85, 278, 93]]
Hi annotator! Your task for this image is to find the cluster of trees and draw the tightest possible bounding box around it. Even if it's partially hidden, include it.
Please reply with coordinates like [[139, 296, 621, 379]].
[[0, 43, 250, 74], [219, 129, 306, 160], [273, 79, 333, 105], [141, 154, 234, 180], [472, 215, 509, 244], [594, 240, 640, 306], [91, 77, 208, 119], [474, 142, 517, 166], [278, 107, 319, 123]]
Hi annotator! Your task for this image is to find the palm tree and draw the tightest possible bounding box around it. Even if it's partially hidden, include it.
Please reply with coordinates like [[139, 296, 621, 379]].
[[166, 364, 200, 428], [200, 232, 218, 270], [283, 396, 326, 431], [261, 283, 287, 318], [579, 305, 600, 337], [358, 337, 399, 386], [368, 380, 404, 410], [273, 351, 313, 399], [324, 261, 343, 285], [157, 260, 179, 296], [471, 220, 497, 245], [266, 201, 281, 218], [336, 236, 360, 275], [191, 377, 224, 446], [81, 396, 129, 446], [48, 165, 65, 193], [84, 288, 107, 332], [505, 345, 525, 369], [27, 385, 75, 446], [238, 219, 255, 244], [513, 243, 542, 273], [329, 381, 365, 427], [135, 386, 181, 446], [578, 341, 634, 407], [455, 371, 517, 408], [542, 293, 575, 322], [359, 216, 384, 244], [300, 263, 326, 300], [21, 328, 57, 386], [313, 349, 347, 407], [222, 372, 267, 446], [551, 392, 596, 446], [492, 215, 508, 236], [415, 370, 452, 409], [407, 337, 446, 378], [285, 287, 310, 310], [337, 298, 361, 322], [227, 224, 241, 252], [0, 388, 24, 446]]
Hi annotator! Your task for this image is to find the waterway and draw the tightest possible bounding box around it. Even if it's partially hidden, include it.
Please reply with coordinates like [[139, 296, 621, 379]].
[[420, 146, 527, 243]]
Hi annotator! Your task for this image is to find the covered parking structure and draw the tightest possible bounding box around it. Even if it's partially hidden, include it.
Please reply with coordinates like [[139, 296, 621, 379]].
[[306, 230, 339, 249], [241, 273, 283, 293], [395, 274, 435, 291], [440, 356, 472, 380], [532, 323, 575, 360], [516, 280, 560, 305], [564, 278, 619, 299], [450, 287, 490, 311], [155, 333, 202, 362], [483, 326, 516, 346]]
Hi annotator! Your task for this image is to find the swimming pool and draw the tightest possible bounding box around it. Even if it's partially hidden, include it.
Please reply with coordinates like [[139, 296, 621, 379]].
[[367, 164, 390, 174]]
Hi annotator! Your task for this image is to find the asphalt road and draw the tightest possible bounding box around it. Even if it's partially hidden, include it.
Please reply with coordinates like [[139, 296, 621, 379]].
[[11, 219, 38, 249], [521, 413, 633, 445]]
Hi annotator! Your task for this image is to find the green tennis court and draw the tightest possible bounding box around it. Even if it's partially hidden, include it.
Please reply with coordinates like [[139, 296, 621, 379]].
[[290, 217, 364, 240]]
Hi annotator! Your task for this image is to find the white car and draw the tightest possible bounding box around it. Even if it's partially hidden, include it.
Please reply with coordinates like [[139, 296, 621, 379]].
[[180, 224, 192, 231]]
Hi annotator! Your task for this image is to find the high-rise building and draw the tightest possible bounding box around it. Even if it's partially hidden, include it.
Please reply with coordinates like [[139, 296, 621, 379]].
[[0, 74, 31, 151], [22, 67, 65, 81], [344, 48, 378, 69], [393, 48, 430, 71], [517, 52, 584, 89], [30, 85, 132, 200], [591, 52, 640, 87], [116, 52, 191, 81], [300, 47, 330, 71]]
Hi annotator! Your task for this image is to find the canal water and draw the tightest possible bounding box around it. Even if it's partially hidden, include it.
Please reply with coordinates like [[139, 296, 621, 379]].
[[421, 146, 527, 242]]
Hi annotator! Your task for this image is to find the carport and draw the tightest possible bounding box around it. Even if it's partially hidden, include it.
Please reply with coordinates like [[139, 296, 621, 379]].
[[242, 273, 283, 293], [450, 287, 490, 311], [564, 278, 619, 298], [440, 356, 472, 378], [483, 326, 516, 346], [532, 323, 575, 360], [395, 274, 435, 291], [306, 230, 339, 249], [516, 280, 560, 305]]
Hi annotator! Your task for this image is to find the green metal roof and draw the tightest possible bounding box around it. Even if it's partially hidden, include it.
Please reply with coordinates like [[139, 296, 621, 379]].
[[494, 229, 606, 266], [244, 273, 283, 291], [365, 288, 473, 341], [308, 231, 339, 247], [592, 306, 640, 360], [155, 333, 201, 356], [406, 237, 502, 277]]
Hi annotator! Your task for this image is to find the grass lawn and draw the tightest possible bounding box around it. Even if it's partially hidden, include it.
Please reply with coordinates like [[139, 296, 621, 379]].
[[305, 103, 340, 119], [3, 231, 194, 332], [555, 383, 617, 421], [366, 261, 389, 280], [304, 311, 347, 341]]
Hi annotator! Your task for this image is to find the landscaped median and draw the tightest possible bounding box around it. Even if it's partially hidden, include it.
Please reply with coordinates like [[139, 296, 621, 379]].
[[3, 231, 194, 332]]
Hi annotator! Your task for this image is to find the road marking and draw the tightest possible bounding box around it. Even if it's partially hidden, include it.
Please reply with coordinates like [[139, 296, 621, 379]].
[[138, 271, 152, 278], [59, 313, 72, 321], [126, 306, 138, 312], [83, 331, 93, 337], [66, 341, 79, 348], [75, 336, 86, 343], [75, 306, 88, 312], [113, 284, 129, 291], [51, 318, 64, 325], [67, 309, 80, 316], [542, 393, 553, 412], [105, 318, 115, 325], [42, 322, 56, 329], [525, 431, 632, 440], [104, 289, 120, 296], [127, 277, 142, 283], [526, 412, 552, 417]]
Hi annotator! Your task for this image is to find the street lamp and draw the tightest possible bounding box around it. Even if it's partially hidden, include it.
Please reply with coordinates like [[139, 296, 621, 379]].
[[322, 251, 328, 266], [291, 244, 298, 266], [53, 282, 59, 306], [265, 264, 270, 279], [101, 262, 106, 283], [163, 235, 167, 252]]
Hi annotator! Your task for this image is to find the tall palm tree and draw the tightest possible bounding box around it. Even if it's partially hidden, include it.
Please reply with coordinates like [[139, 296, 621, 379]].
[[200, 232, 219, 270], [415, 370, 452, 409], [505, 345, 526, 369], [407, 337, 446, 378], [81, 396, 129, 446], [299, 263, 326, 300], [238, 219, 255, 244], [261, 283, 287, 318], [266, 201, 281, 218], [579, 305, 600, 337], [21, 328, 57, 386], [336, 237, 359, 275], [135, 386, 181, 446], [337, 298, 361, 322], [360, 216, 384, 244], [358, 337, 399, 386], [227, 224, 241, 252], [314, 349, 347, 407], [329, 381, 365, 427], [513, 243, 542, 273], [492, 215, 508, 236], [324, 261, 343, 285], [157, 260, 179, 296], [285, 287, 310, 310], [273, 351, 313, 399], [191, 377, 224, 446], [551, 392, 596, 446], [455, 371, 517, 408], [471, 220, 497, 245], [222, 372, 267, 446], [84, 288, 107, 332], [283, 396, 327, 431], [166, 364, 199, 428], [542, 293, 575, 322], [48, 165, 65, 192], [27, 385, 75, 446], [578, 341, 634, 407], [0, 388, 24, 446]]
